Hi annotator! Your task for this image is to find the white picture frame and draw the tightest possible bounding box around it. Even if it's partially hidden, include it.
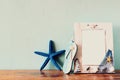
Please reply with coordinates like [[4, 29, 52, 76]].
[[74, 23, 114, 73]]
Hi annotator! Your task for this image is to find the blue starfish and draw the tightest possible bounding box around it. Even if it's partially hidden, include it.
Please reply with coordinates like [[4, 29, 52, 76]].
[[34, 40, 65, 71]]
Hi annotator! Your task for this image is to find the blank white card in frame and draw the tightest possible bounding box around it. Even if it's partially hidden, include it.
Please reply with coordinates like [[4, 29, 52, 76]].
[[82, 30, 105, 65]]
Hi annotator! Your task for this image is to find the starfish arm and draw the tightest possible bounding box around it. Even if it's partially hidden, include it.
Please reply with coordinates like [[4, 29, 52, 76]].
[[34, 51, 48, 57], [52, 50, 65, 57], [51, 57, 62, 70], [40, 58, 50, 70], [49, 40, 55, 54]]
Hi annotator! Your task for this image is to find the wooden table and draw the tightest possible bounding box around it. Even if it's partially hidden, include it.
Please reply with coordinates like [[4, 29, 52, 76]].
[[0, 70, 120, 80]]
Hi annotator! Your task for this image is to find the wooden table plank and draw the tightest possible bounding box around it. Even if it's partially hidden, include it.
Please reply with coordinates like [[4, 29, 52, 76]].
[[0, 70, 120, 80]]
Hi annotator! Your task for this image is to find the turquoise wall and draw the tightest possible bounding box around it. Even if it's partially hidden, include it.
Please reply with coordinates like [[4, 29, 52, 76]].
[[0, 0, 120, 70]]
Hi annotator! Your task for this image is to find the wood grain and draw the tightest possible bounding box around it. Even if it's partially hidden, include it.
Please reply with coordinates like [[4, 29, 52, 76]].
[[0, 70, 120, 80]]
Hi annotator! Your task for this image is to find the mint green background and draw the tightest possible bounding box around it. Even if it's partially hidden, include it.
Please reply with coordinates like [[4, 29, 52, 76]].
[[0, 0, 120, 70]]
